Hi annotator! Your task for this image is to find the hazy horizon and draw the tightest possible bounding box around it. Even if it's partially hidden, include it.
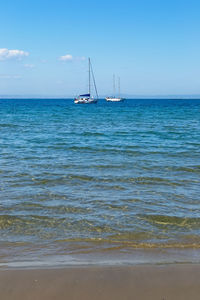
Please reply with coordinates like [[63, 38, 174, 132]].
[[1, 94, 200, 99]]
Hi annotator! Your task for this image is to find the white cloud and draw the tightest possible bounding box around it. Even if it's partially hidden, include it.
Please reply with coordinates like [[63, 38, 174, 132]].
[[24, 63, 35, 68], [0, 74, 22, 79], [59, 54, 86, 62], [0, 48, 29, 61], [59, 54, 73, 61]]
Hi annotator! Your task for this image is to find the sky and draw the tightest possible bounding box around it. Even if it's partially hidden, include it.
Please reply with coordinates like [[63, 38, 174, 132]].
[[0, 0, 200, 97]]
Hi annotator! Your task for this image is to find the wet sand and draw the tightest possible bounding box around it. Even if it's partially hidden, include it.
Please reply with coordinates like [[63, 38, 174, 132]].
[[0, 264, 200, 300]]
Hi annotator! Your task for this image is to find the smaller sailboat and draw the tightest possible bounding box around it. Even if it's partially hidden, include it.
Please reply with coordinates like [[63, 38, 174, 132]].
[[74, 58, 98, 104], [106, 75, 125, 102]]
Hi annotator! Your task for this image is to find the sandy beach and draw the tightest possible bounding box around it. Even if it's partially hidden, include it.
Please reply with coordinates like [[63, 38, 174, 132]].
[[1, 264, 200, 300]]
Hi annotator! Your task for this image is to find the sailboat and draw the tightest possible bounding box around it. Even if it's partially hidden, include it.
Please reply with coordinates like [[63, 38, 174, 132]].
[[74, 58, 98, 104], [106, 75, 125, 102]]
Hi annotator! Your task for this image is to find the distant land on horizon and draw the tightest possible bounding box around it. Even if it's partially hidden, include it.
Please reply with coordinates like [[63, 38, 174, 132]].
[[1, 94, 200, 100]]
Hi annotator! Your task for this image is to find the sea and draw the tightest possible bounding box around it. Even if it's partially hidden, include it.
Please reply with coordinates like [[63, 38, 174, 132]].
[[0, 98, 200, 268]]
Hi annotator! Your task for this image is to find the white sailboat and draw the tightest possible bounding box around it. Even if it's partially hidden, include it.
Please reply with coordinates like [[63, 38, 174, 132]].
[[106, 75, 125, 102], [74, 58, 98, 104]]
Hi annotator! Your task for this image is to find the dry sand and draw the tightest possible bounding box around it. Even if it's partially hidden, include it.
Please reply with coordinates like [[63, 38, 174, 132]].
[[0, 264, 200, 300]]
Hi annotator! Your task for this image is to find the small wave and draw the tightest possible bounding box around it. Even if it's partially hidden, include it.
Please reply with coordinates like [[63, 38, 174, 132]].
[[6, 203, 92, 214], [0, 123, 18, 128], [68, 146, 94, 151], [105, 204, 129, 211], [66, 174, 180, 186], [94, 184, 126, 190], [82, 131, 106, 137], [140, 214, 200, 228], [173, 165, 200, 173], [0, 215, 25, 230], [67, 145, 142, 155], [0, 214, 66, 231], [91, 164, 128, 169], [55, 237, 200, 249], [68, 174, 95, 182], [7, 173, 188, 188]]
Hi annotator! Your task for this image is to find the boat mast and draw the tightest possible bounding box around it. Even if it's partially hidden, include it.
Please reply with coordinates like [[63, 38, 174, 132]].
[[118, 77, 120, 98], [113, 74, 115, 97], [89, 58, 91, 96], [90, 61, 99, 99]]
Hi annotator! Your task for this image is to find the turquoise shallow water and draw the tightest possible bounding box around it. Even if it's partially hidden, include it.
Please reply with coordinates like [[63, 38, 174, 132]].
[[0, 99, 200, 266]]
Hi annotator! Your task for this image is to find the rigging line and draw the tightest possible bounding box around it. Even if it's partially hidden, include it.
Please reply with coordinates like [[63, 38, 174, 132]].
[[89, 58, 91, 96], [90, 62, 99, 99]]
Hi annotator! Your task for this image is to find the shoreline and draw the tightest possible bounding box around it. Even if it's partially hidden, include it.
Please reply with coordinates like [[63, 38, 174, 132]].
[[1, 246, 200, 269], [1, 264, 200, 300]]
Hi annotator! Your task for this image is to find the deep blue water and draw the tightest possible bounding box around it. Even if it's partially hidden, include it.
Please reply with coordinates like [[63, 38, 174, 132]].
[[0, 98, 200, 266]]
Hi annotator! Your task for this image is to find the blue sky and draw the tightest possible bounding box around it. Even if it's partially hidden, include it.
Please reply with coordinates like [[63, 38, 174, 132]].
[[0, 0, 200, 97]]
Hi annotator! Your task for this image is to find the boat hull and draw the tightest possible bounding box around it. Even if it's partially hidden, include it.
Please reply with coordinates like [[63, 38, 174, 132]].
[[105, 97, 124, 102], [74, 98, 98, 104]]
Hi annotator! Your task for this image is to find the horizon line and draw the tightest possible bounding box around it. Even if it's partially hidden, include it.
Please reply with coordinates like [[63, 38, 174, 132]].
[[1, 95, 200, 100]]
